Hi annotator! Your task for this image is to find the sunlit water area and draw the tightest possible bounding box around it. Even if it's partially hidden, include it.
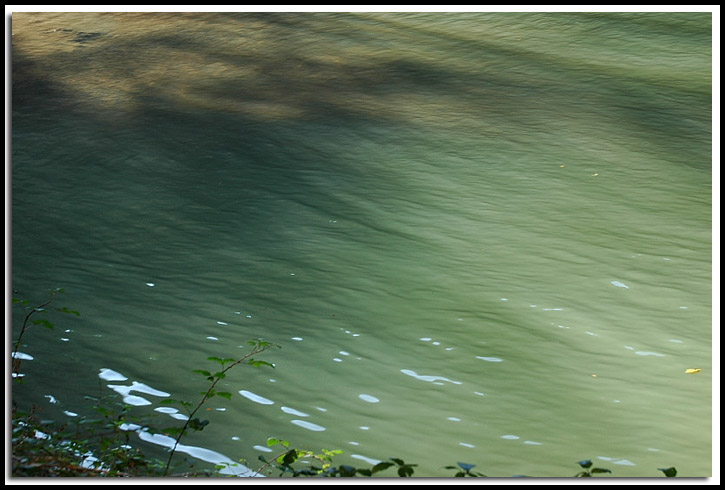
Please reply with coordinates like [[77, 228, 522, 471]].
[[10, 11, 714, 477]]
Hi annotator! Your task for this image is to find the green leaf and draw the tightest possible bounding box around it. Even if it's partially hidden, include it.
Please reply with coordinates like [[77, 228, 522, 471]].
[[32, 318, 54, 330], [192, 369, 211, 377], [212, 371, 226, 379], [266, 438, 290, 449], [248, 339, 280, 349], [591, 468, 612, 474], [279, 450, 300, 466], [321, 449, 342, 458], [188, 418, 210, 431], [248, 359, 276, 368], [216, 391, 232, 400], [659, 467, 677, 477], [56, 307, 80, 316], [371, 461, 394, 474], [207, 356, 224, 364]]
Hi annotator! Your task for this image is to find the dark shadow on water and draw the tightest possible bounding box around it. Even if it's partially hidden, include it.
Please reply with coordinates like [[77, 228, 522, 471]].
[[11, 12, 712, 183]]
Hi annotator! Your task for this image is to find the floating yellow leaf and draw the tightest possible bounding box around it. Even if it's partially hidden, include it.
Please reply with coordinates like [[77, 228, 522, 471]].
[[685, 368, 702, 374]]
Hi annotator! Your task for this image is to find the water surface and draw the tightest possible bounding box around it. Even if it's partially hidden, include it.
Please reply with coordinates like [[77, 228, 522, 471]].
[[11, 12, 712, 477]]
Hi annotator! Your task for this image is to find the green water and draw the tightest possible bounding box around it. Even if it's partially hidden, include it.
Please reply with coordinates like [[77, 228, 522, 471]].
[[11, 12, 713, 477]]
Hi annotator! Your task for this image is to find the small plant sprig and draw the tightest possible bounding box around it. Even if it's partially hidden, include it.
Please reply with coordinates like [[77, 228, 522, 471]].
[[12, 402, 160, 477], [574, 459, 612, 477], [444, 462, 487, 477], [575, 460, 677, 478], [257, 441, 419, 478], [12, 288, 80, 379], [160, 339, 280, 476], [257, 439, 345, 477]]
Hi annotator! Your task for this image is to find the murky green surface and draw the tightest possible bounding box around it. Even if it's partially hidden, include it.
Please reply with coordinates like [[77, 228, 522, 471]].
[[11, 12, 712, 477]]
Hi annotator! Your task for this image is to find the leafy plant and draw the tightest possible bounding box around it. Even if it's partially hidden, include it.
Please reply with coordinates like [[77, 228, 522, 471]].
[[574, 459, 612, 477], [11, 402, 161, 477], [256, 445, 419, 478], [444, 462, 487, 477], [11, 288, 79, 379], [368, 458, 418, 477], [256, 439, 343, 477], [158, 339, 280, 476]]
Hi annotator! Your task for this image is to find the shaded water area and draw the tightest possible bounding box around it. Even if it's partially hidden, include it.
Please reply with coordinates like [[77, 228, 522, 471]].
[[11, 12, 713, 477]]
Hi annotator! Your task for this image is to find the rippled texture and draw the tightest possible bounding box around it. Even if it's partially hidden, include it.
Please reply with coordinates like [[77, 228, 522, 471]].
[[11, 12, 712, 477]]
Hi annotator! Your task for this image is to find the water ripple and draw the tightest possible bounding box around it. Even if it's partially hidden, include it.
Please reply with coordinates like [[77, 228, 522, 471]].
[[239, 390, 275, 405], [400, 369, 463, 385], [136, 430, 261, 476], [281, 406, 310, 417], [290, 419, 326, 431], [106, 379, 170, 406]]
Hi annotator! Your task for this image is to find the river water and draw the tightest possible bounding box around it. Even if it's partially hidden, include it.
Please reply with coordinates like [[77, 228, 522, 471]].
[[11, 11, 713, 477]]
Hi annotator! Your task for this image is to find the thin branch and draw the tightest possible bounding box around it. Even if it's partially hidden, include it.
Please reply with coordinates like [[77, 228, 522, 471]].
[[162, 342, 275, 476], [12, 295, 55, 376]]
